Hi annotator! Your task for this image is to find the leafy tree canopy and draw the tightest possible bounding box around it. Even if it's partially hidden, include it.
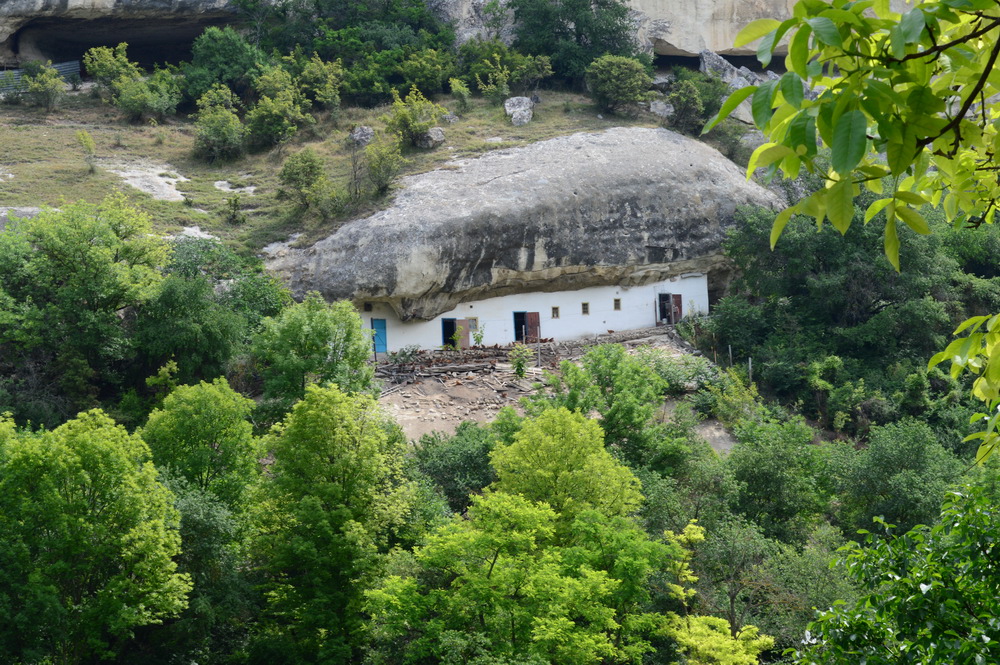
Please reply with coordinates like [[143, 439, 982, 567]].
[[715, 0, 1000, 460], [0, 411, 190, 665]]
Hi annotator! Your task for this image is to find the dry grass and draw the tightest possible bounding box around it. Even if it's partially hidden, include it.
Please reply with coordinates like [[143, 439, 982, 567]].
[[0, 88, 658, 253]]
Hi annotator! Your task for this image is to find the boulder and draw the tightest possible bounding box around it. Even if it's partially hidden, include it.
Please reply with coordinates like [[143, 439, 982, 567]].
[[415, 127, 446, 149], [263, 127, 781, 320], [649, 100, 674, 120], [511, 108, 532, 126], [504, 96, 533, 116], [349, 125, 375, 147], [651, 73, 675, 93]]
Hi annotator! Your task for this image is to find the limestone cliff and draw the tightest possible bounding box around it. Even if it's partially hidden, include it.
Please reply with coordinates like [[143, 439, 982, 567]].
[[263, 127, 780, 321], [0, 0, 235, 65]]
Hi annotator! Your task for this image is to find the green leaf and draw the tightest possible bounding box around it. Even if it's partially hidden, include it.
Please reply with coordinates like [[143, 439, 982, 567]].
[[896, 206, 931, 234], [865, 198, 893, 223], [806, 17, 842, 46], [893, 191, 927, 206], [788, 113, 817, 156], [734, 19, 782, 47], [780, 72, 804, 108], [900, 8, 926, 43], [884, 206, 900, 271], [831, 110, 868, 175], [886, 131, 916, 176], [770, 207, 795, 249], [745, 143, 795, 177], [828, 179, 854, 234], [702, 86, 756, 134], [789, 27, 812, 78], [752, 80, 779, 128]]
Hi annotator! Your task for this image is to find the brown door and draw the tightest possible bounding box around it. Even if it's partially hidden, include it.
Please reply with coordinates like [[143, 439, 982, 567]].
[[672, 294, 683, 323], [526, 312, 541, 342], [454, 319, 472, 348]]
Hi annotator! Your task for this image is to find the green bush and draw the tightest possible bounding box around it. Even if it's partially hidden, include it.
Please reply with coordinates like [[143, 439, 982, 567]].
[[474, 53, 511, 105], [193, 85, 246, 161], [382, 86, 447, 145], [111, 68, 181, 121], [448, 77, 471, 113], [668, 79, 704, 133], [365, 133, 406, 194], [245, 87, 313, 148], [414, 421, 499, 512], [297, 53, 343, 110], [279, 148, 326, 206], [584, 54, 651, 114], [83, 43, 142, 96], [22, 61, 65, 112], [183, 26, 267, 101], [398, 48, 455, 95]]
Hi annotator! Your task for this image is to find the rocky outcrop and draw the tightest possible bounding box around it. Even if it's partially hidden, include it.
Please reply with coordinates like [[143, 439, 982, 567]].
[[263, 127, 781, 321], [0, 0, 236, 65], [434, 0, 911, 58]]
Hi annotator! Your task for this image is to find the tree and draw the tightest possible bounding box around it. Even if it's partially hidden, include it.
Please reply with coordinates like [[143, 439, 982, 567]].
[[141, 379, 260, 511], [584, 55, 652, 114], [132, 275, 246, 385], [490, 407, 642, 525], [526, 344, 666, 462], [21, 60, 65, 112], [183, 26, 267, 101], [508, 0, 640, 81], [0, 194, 167, 422], [83, 43, 142, 96], [252, 293, 374, 408], [793, 479, 1000, 664], [193, 84, 247, 161], [414, 420, 499, 513], [257, 385, 413, 663], [713, 0, 1000, 461], [0, 411, 190, 665]]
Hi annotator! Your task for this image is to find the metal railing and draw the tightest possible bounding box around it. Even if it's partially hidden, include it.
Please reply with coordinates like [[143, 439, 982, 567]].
[[0, 60, 81, 93]]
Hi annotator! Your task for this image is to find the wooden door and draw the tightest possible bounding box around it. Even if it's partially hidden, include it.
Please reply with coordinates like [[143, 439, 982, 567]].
[[526, 312, 540, 342], [672, 294, 683, 323], [454, 319, 472, 348], [371, 318, 387, 353]]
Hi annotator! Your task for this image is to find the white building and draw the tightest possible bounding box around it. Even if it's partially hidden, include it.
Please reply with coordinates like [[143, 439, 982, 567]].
[[361, 273, 708, 353]]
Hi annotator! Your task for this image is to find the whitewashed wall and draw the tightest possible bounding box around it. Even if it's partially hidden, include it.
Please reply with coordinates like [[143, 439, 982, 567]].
[[361, 274, 708, 353]]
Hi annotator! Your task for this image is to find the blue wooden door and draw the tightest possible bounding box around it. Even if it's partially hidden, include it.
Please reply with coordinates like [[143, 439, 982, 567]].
[[371, 318, 387, 353]]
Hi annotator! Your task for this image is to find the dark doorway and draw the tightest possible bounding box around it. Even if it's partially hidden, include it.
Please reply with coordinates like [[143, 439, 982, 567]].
[[657, 294, 682, 324], [442, 318, 457, 346], [513, 312, 527, 342], [658, 294, 670, 322]]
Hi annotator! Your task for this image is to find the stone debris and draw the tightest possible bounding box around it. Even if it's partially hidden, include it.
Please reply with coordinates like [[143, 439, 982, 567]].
[[213, 180, 257, 195], [504, 96, 534, 125], [649, 100, 674, 120], [511, 108, 532, 126]]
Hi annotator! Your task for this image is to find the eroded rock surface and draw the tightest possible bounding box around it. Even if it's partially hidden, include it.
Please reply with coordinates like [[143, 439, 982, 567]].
[[0, 0, 236, 65], [264, 127, 780, 320]]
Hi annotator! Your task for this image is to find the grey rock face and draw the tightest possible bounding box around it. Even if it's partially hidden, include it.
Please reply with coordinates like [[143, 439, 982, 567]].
[[511, 108, 533, 126], [263, 127, 780, 320], [504, 96, 534, 116], [651, 73, 675, 93], [0, 0, 236, 65], [349, 125, 375, 147]]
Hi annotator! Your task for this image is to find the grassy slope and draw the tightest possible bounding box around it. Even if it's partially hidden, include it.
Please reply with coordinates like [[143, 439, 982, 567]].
[[0, 88, 659, 255]]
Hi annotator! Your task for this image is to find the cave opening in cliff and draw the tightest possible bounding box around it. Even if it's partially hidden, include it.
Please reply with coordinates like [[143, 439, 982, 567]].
[[653, 53, 784, 76], [10, 17, 233, 68]]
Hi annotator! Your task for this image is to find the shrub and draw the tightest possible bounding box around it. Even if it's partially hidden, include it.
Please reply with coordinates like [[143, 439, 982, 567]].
[[279, 148, 326, 206], [298, 53, 343, 110], [183, 26, 266, 100], [365, 133, 406, 194], [76, 129, 97, 174], [0, 71, 24, 104], [585, 55, 651, 114], [668, 79, 705, 134], [508, 343, 534, 378], [193, 85, 246, 161], [474, 53, 511, 105], [449, 77, 471, 113], [398, 48, 455, 95], [111, 68, 181, 121], [246, 89, 313, 148], [382, 85, 447, 145], [22, 61, 65, 112], [83, 43, 141, 95]]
